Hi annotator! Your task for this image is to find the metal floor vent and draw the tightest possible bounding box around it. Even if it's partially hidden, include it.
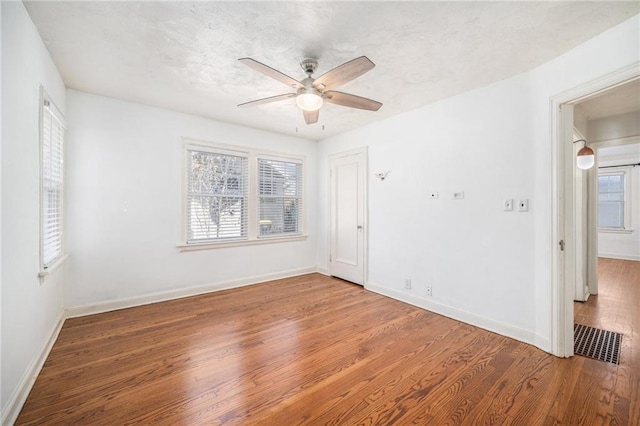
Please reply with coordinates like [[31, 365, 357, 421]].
[[574, 324, 621, 364]]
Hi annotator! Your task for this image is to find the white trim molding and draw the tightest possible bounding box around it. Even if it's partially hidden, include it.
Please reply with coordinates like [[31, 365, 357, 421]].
[[365, 282, 539, 348], [316, 267, 330, 276], [176, 235, 308, 251], [598, 252, 640, 261], [38, 253, 68, 278], [65, 266, 317, 318], [2, 312, 65, 426], [598, 228, 634, 235]]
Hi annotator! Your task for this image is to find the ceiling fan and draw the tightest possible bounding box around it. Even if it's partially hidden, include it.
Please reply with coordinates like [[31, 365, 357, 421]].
[[237, 56, 383, 125]]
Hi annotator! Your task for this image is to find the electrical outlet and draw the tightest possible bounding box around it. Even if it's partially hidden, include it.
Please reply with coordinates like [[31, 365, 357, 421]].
[[452, 192, 464, 200], [428, 192, 439, 199], [405, 279, 412, 289], [426, 286, 433, 297], [504, 199, 513, 211]]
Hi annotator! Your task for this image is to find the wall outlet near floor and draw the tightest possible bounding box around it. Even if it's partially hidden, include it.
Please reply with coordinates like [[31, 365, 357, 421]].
[[405, 279, 412, 289], [426, 286, 432, 297]]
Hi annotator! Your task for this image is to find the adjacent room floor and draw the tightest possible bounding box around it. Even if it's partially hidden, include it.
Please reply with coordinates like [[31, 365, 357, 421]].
[[17, 262, 640, 424]]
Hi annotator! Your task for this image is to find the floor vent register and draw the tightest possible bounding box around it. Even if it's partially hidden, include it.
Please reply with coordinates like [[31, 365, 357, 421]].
[[574, 323, 621, 365]]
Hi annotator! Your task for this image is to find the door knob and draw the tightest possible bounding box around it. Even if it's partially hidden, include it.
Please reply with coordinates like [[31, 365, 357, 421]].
[[357, 225, 363, 230]]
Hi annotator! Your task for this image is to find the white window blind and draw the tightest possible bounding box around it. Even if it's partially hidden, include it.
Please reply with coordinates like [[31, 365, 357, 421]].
[[186, 147, 248, 242], [41, 98, 65, 268], [258, 158, 302, 237], [598, 172, 625, 229]]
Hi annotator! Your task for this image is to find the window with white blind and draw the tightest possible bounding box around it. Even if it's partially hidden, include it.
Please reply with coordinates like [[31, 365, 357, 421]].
[[185, 146, 249, 242], [41, 93, 66, 270], [598, 171, 628, 229], [258, 158, 303, 237], [182, 141, 306, 249]]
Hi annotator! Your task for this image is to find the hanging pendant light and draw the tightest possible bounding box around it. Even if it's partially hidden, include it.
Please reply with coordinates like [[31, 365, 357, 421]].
[[574, 139, 595, 170]]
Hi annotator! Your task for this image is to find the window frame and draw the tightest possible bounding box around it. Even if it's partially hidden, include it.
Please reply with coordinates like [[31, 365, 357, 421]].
[[179, 138, 307, 251], [257, 155, 304, 239], [597, 168, 631, 232], [184, 144, 250, 244], [39, 88, 67, 276]]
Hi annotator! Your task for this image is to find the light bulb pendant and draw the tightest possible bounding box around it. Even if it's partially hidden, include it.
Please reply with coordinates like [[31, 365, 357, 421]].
[[576, 145, 595, 170]]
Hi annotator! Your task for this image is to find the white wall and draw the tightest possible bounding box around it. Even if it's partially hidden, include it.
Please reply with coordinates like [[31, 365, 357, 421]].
[[589, 111, 640, 142], [317, 14, 640, 351], [1, 1, 66, 421], [64, 90, 318, 310], [0, 0, 3, 417], [597, 144, 640, 260]]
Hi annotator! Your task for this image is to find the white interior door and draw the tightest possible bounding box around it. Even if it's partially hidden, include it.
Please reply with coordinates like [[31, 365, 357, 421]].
[[330, 149, 366, 285]]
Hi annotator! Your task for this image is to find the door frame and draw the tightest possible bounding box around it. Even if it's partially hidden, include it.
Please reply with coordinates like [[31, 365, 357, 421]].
[[328, 147, 368, 285], [550, 62, 639, 357]]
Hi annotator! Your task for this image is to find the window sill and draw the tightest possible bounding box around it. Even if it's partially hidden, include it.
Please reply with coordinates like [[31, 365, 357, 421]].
[[177, 234, 308, 252], [38, 253, 69, 278], [598, 228, 634, 234]]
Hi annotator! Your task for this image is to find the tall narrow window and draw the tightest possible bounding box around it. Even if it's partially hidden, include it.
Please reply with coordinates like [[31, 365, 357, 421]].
[[598, 172, 626, 229], [41, 94, 65, 269], [258, 158, 303, 237], [186, 146, 248, 242]]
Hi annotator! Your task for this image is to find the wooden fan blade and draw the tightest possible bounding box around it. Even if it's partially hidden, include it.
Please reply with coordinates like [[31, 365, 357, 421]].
[[238, 93, 296, 107], [303, 109, 319, 125], [324, 91, 382, 111], [313, 56, 375, 90], [239, 58, 304, 89]]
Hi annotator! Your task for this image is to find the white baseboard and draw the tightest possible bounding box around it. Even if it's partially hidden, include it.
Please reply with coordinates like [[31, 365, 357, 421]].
[[365, 282, 537, 347], [598, 252, 640, 261], [65, 266, 318, 318], [2, 311, 65, 426], [316, 267, 330, 276]]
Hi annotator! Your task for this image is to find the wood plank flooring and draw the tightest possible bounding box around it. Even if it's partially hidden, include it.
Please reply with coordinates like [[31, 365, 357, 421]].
[[17, 266, 640, 425]]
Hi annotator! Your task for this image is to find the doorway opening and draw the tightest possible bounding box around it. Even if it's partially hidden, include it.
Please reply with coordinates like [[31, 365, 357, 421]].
[[572, 82, 640, 364], [552, 64, 640, 358]]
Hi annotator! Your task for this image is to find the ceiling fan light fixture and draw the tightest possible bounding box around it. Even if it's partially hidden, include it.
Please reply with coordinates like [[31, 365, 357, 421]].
[[296, 91, 323, 111], [237, 56, 382, 123]]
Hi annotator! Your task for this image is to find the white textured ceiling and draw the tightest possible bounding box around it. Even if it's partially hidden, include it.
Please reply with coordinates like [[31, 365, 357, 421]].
[[25, 1, 640, 141]]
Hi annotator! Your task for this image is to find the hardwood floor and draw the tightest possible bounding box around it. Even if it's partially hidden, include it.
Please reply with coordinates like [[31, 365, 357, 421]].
[[17, 269, 639, 425], [574, 258, 640, 381]]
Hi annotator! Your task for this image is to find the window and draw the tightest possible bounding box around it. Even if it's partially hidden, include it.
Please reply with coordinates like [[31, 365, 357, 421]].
[[41, 93, 66, 270], [182, 141, 305, 249], [186, 146, 249, 242], [258, 158, 303, 237], [598, 171, 627, 229]]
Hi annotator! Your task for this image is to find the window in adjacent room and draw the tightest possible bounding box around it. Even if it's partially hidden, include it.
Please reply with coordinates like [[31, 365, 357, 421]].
[[598, 170, 629, 230], [40, 91, 66, 271]]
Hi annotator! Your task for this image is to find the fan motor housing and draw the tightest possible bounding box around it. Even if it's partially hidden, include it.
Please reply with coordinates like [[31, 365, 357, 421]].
[[300, 58, 318, 75]]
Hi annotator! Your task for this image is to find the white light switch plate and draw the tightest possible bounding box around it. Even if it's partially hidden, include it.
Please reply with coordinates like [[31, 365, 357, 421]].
[[428, 192, 439, 199], [452, 192, 464, 200], [504, 199, 513, 211], [518, 199, 529, 212]]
